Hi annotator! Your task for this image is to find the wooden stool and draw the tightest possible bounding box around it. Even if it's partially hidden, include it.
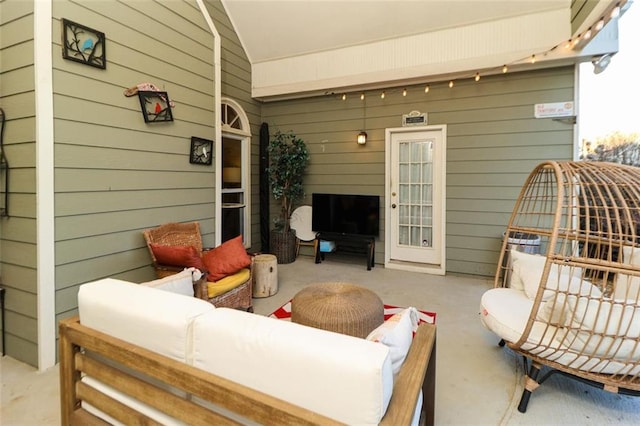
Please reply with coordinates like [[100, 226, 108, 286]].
[[252, 254, 278, 298], [291, 282, 383, 338]]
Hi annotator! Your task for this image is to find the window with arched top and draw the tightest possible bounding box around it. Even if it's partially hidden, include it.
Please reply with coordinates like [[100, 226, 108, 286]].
[[221, 100, 250, 134], [220, 99, 251, 247]]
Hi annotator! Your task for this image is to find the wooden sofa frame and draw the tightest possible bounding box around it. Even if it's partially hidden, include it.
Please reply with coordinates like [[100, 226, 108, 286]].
[[60, 316, 436, 426]]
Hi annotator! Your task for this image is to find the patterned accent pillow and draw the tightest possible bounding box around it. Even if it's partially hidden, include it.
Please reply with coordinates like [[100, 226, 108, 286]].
[[366, 307, 418, 378]]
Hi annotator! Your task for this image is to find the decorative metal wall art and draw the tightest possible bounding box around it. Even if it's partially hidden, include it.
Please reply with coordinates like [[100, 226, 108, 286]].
[[137, 91, 174, 123], [62, 19, 106, 69], [0, 108, 8, 217], [190, 137, 214, 165]]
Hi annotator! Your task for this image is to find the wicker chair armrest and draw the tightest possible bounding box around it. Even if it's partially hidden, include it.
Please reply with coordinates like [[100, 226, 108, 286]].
[[193, 269, 209, 299]]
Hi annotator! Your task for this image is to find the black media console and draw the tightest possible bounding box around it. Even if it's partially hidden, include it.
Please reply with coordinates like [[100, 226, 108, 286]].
[[314, 232, 376, 271]]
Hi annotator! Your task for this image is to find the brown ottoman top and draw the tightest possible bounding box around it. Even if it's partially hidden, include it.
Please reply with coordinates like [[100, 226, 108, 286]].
[[291, 282, 384, 338]]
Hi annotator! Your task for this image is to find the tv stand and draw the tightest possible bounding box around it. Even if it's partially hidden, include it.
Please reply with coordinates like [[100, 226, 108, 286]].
[[314, 232, 375, 271]]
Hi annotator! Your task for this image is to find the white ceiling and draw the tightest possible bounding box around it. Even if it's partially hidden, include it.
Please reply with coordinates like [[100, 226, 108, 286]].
[[219, 0, 627, 100], [221, 0, 570, 64]]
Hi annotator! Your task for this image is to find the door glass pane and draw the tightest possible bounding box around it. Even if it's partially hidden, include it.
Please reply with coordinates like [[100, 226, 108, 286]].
[[399, 225, 409, 245], [399, 205, 409, 225], [397, 139, 434, 248]]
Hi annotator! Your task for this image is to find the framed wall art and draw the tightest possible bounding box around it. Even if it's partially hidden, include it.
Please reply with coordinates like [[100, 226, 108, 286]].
[[137, 91, 174, 123], [62, 18, 106, 69], [190, 137, 213, 165]]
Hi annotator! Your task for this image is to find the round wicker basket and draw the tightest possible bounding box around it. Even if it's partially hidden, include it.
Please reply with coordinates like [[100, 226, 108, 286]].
[[291, 282, 383, 338]]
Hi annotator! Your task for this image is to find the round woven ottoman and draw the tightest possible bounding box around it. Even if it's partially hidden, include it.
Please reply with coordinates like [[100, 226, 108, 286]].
[[291, 282, 384, 338]]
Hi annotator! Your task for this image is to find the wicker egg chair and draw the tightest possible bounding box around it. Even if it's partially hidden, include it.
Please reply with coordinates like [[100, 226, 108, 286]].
[[481, 160, 640, 412]]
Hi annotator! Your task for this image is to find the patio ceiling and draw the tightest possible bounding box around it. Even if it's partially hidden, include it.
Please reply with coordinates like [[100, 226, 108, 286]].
[[220, 0, 623, 100], [221, 0, 570, 64]]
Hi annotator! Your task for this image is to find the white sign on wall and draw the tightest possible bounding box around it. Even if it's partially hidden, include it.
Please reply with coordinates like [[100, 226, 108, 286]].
[[402, 110, 427, 126], [534, 101, 574, 118]]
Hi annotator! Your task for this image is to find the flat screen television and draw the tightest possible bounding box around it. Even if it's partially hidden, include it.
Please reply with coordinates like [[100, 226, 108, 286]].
[[312, 193, 380, 237]]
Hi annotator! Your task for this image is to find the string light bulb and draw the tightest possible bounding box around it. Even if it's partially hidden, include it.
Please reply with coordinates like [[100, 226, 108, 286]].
[[360, 93, 365, 100], [502, 64, 508, 73], [595, 19, 605, 31], [611, 4, 621, 18], [402, 88, 407, 97], [424, 85, 430, 93], [583, 28, 592, 40], [342, 93, 346, 101], [449, 80, 454, 88], [565, 39, 572, 49], [380, 91, 385, 99], [474, 72, 480, 82], [530, 54, 536, 64]]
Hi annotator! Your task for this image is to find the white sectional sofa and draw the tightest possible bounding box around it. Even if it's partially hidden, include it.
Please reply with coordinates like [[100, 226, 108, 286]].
[[59, 276, 436, 425]]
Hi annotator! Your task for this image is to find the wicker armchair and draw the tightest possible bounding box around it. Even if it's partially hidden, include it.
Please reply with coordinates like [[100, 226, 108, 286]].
[[143, 222, 253, 311]]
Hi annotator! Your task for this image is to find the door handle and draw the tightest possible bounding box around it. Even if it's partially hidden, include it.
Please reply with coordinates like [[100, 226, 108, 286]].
[[391, 203, 397, 209]]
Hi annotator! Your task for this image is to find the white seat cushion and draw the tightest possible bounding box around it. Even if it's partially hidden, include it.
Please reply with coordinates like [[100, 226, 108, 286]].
[[481, 288, 533, 343]]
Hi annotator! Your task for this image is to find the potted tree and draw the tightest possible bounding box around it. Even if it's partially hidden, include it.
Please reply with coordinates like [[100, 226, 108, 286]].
[[267, 130, 309, 263]]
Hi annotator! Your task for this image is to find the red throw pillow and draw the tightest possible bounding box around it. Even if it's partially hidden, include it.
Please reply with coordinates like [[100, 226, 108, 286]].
[[202, 235, 251, 282], [150, 244, 205, 270]]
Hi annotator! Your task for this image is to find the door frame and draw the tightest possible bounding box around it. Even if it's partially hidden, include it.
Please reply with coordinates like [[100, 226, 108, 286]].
[[384, 125, 447, 275]]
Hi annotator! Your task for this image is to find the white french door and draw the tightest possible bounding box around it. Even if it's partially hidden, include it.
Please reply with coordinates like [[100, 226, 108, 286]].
[[385, 126, 446, 274]]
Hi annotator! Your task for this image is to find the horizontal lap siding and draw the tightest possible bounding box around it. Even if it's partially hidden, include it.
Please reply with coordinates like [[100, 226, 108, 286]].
[[0, 1, 38, 365], [263, 66, 575, 276], [207, 0, 262, 250], [52, 0, 217, 331]]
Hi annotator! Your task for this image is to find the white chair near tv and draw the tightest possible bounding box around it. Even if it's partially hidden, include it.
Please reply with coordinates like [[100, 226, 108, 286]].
[[289, 205, 318, 257]]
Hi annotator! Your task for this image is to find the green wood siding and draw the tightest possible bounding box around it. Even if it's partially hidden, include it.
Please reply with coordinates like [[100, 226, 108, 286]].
[[262, 66, 575, 276], [0, 0, 37, 365], [205, 0, 262, 250], [50, 0, 218, 350]]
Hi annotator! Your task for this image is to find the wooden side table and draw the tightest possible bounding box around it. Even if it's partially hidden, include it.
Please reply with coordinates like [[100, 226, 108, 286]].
[[252, 254, 278, 298]]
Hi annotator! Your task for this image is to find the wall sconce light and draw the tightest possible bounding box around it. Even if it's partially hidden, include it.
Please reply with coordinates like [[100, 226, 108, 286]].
[[357, 131, 368, 145], [592, 53, 613, 74]]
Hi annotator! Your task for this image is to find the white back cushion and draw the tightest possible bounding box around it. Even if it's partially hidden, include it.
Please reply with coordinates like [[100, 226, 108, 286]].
[[614, 245, 640, 300], [511, 250, 598, 301], [78, 278, 214, 363], [192, 308, 393, 425]]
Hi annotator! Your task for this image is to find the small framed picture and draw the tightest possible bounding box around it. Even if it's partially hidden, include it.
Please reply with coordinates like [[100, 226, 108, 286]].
[[137, 91, 174, 123], [190, 137, 213, 165], [62, 19, 106, 69]]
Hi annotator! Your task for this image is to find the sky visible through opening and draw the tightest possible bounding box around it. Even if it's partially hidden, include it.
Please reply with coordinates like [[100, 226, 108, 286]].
[[579, 3, 640, 142]]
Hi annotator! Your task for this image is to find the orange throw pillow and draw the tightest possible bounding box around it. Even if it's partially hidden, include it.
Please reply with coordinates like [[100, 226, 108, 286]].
[[150, 244, 205, 270], [202, 236, 251, 282]]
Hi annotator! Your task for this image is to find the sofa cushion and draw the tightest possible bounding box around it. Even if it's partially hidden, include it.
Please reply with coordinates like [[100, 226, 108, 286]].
[[78, 278, 214, 363], [614, 245, 640, 300], [192, 308, 394, 425], [510, 250, 597, 301], [481, 288, 533, 344], [563, 295, 640, 360], [201, 236, 251, 282]]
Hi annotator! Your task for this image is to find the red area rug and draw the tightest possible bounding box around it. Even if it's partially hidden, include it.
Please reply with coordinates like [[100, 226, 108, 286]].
[[269, 301, 436, 327]]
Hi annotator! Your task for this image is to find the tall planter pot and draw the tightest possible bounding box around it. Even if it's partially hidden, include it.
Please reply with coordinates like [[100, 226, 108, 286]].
[[270, 230, 297, 264]]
